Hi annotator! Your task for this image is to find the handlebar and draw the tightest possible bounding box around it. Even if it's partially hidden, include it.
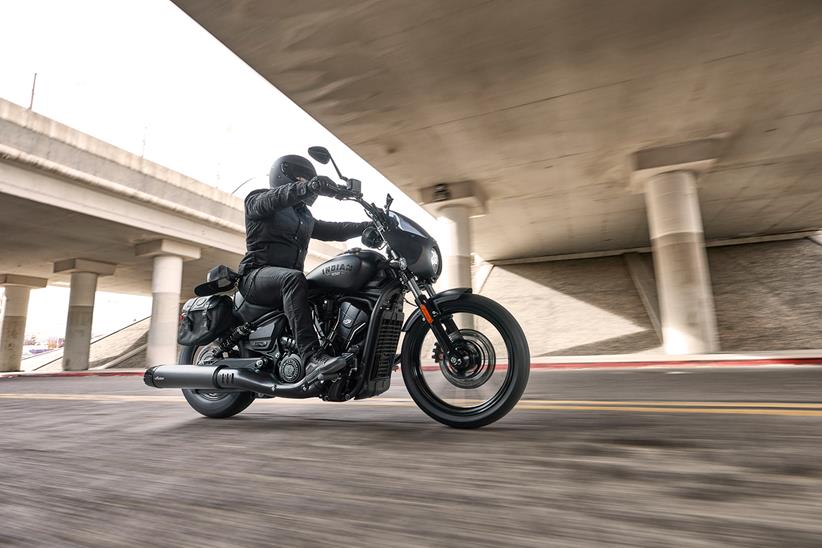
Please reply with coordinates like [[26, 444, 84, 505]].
[[333, 184, 391, 228]]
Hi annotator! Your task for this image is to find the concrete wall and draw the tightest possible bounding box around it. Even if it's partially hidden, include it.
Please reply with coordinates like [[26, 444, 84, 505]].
[[710, 239, 822, 351], [479, 256, 661, 358], [480, 239, 822, 357]]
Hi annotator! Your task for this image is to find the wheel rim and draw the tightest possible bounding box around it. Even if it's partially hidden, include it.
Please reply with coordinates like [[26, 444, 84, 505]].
[[412, 309, 515, 415], [190, 343, 229, 401]]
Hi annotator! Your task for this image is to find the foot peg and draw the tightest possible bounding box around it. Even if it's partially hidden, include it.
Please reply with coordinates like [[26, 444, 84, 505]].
[[304, 352, 355, 384]]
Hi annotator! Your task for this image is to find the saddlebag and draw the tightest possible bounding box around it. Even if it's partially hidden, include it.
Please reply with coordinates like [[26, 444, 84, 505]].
[[177, 295, 234, 346]]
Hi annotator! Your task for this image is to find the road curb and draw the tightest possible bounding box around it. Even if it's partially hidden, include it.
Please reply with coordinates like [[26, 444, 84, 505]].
[[3, 356, 822, 379]]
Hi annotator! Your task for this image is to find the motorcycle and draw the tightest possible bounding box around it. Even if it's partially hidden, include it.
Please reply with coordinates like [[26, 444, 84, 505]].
[[144, 146, 530, 428]]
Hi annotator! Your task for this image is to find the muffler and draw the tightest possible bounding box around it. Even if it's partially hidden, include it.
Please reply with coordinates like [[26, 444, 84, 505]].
[[143, 354, 353, 398]]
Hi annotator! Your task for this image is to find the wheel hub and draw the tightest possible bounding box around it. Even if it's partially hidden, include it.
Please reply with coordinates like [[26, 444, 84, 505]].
[[432, 329, 496, 389]]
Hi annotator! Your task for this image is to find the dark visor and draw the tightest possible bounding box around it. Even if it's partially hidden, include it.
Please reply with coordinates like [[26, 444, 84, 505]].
[[281, 161, 314, 181]]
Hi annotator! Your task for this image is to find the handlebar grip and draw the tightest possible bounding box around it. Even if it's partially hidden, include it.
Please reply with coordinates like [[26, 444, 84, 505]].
[[336, 184, 362, 198]]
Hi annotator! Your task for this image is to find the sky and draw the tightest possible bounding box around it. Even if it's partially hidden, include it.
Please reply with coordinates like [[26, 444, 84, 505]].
[[0, 0, 437, 340]]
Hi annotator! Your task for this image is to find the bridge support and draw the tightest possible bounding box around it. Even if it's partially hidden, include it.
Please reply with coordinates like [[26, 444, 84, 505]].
[[137, 240, 200, 366], [419, 181, 486, 292], [437, 204, 473, 291], [632, 139, 723, 354], [0, 274, 48, 372], [420, 182, 486, 329], [55, 259, 116, 371]]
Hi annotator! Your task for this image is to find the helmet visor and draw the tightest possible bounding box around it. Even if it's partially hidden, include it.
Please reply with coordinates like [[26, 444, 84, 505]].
[[281, 161, 315, 182]]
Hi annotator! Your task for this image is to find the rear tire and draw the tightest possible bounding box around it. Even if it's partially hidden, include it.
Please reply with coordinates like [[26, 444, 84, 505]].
[[179, 345, 255, 418]]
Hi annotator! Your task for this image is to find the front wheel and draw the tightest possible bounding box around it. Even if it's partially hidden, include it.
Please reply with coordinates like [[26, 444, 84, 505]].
[[180, 344, 255, 418], [401, 294, 530, 428]]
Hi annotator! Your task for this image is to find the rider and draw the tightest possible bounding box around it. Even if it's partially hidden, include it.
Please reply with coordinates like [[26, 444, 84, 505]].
[[237, 154, 370, 374]]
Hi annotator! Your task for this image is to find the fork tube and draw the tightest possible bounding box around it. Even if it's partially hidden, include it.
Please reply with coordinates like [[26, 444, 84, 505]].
[[405, 276, 454, 352]]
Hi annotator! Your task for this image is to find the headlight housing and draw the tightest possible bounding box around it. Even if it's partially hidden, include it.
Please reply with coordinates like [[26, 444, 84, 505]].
[[430, 246, 442, 279]]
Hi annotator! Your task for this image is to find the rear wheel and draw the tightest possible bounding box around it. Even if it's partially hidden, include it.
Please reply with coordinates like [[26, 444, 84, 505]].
[[401, 294, 530, 428], [180, 344, 255, 418]]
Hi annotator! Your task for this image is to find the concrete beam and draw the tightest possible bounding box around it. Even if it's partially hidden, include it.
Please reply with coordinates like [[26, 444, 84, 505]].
[[629, 137, 725, 192], [418, 181, 487, 217], [0, 274, 48, 288], [135, 239, 201, 261], [53, 258, 116, 276]]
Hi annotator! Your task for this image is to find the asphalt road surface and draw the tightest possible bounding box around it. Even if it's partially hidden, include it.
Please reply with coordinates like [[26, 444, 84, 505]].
[[2, 366, 822, 547]]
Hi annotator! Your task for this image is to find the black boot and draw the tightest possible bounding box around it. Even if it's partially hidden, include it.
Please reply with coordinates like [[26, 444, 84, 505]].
[[305, 352, 347, 379]]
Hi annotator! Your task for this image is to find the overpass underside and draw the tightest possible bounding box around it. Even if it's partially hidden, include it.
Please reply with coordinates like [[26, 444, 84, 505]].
[[0, 98, 339, 372], [173, 0, 822, 355]]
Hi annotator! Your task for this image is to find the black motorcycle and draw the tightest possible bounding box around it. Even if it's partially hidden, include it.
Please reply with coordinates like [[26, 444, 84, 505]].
[[144, 146, 530, 428]]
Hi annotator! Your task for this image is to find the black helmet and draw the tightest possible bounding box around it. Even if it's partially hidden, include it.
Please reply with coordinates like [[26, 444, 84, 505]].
[[270, 155, 316, 188]]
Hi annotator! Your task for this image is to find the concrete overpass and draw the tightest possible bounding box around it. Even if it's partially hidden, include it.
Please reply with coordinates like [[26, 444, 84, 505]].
[[0, 97, 340, 371], [172, 0, 822, 355]]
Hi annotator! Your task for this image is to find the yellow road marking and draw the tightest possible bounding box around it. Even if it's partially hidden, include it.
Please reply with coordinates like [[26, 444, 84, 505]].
[[514, 404, 822, 416], [2, 393, 822, 416], [518, 400, 822, 409]]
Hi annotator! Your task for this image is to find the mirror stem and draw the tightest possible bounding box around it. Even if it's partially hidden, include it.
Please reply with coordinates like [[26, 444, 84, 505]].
[[329, 157, 348, 181]]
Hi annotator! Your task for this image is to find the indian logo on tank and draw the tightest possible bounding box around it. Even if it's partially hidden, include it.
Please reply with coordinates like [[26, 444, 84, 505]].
[[322, 263, 354, 277]]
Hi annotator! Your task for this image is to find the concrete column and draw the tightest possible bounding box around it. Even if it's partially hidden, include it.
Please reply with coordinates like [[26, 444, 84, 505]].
[[62, 272, 99, 371], [147, 254, 184, 366], [0, 286, 30, 372], [419, 182, 486, 332], [644, 171, 718, 354], [418, 181, 487, 291], [55, 259, 116, 371], [136, 239, 201, 366], [0, 275, 48, 372], [437, 204, 473, 291]]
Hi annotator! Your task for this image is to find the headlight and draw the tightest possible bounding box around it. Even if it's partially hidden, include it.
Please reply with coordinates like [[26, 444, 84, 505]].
[[430, 246, 442, 278]]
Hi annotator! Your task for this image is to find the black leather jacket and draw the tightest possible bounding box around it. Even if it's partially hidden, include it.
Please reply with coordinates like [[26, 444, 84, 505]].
[[238, 182, 369, 274]]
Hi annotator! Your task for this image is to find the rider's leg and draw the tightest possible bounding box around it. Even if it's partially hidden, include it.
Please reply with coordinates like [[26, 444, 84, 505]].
[[239, 267, 319, 360]]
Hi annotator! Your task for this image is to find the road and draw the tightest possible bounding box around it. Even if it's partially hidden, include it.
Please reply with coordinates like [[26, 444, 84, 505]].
[[2, 366, 822, 547]]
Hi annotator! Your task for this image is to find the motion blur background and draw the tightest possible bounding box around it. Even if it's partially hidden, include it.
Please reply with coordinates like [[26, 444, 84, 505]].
[[2, 1, 822, 546]]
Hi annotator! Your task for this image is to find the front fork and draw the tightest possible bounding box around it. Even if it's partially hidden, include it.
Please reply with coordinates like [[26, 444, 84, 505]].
[[404, 276, 462, 360]]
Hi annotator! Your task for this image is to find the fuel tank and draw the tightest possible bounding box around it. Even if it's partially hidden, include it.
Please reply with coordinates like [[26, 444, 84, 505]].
[[306, 249, 384, 291]]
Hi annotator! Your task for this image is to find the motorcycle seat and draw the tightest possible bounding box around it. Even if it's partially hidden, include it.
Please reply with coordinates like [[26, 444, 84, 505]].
[[233, 292, 276, 323]]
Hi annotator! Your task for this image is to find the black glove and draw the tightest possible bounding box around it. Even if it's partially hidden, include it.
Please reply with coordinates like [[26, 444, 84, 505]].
[[307, 176, 340, 197]]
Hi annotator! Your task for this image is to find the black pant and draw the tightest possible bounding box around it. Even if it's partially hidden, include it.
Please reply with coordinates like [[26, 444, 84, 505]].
[[239, 267, 318, 359]]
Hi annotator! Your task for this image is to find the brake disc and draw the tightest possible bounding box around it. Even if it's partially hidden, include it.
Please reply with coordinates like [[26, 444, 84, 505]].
[[433, 329, 496, 389]]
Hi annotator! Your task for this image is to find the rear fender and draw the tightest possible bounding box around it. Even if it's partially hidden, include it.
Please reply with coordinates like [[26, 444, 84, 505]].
[[401, 287, 472, 332]]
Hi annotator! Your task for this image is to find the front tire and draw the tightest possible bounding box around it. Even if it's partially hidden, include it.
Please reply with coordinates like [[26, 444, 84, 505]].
[[180, 344, 255, 418], [401, 294, 530, 428]]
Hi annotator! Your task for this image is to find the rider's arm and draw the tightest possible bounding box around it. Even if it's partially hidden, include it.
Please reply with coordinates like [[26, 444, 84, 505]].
[[245, 184, 315, 220], [312, 220, 370, 241]]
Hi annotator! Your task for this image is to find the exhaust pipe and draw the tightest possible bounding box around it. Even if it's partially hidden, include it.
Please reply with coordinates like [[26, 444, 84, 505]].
[[144, 354, 352, 399]]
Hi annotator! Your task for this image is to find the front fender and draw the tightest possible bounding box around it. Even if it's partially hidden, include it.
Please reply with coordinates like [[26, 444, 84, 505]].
[[401, 287, 472, 332]]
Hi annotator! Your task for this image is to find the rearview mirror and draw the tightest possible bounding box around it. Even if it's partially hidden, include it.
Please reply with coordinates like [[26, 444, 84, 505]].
[[308, 146, 331, 164]]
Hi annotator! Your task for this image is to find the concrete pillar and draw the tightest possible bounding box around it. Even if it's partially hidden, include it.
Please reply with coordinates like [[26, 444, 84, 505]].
[[418, 181, 487, 291], [62, 272, 99, 371], [147, 255, 183, 366], [136, 239, 201, 366], [437, 204, 473, 291], [644, 171, 718, 354], [0, 275, 48, 372], [419, 182, 486, 332], [55, 259, 116, 371]]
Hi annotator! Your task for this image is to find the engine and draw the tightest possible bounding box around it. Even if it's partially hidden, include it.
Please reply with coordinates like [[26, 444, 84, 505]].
[[275, 336, 304, 383], [331, 301, 369, 353]]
